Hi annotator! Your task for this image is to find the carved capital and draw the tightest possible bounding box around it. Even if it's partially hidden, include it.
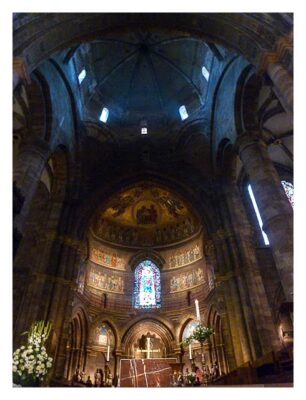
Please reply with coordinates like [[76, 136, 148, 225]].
[[234, 131, 266, 158], [257, 31, 293, 74], [13, 57, 31, 89]]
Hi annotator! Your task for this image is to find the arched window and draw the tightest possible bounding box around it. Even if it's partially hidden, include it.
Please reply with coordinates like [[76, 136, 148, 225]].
[[182, 320, 199, 341], [96, 323, 115, 347], [281, 180, 294, 208], [134, 260, 161, 309]]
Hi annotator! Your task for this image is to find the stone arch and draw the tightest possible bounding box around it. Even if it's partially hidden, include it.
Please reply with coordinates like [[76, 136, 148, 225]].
[[235, 65, 262, 134], [26, 70, 52, 141], [13, 14, 292, 74], [48, 58, 79, 138], [121, 317, 175, 357], [89, 316, 120, 349], [206, 305, 229, 375], [215, 138, 237, 183], [128, 250, 166, 272], [178, 316, 198, 343], [66, 306, 89, 380], [49, 145, 69, 202]]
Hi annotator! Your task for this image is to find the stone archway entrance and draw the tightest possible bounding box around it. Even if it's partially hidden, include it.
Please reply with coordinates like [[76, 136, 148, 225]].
[[120, 319, 177, 387], [131, 331, 166, 359], [122, 319, 175, 359]]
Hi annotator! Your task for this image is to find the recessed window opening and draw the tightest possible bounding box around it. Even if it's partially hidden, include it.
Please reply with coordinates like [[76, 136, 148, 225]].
[[99, 107, 109, 123], [78, 69, 86, 84], [247, 184, 270, 245], [179, 105, 189, 121], [202, 65, 210, 81], [281, 180, 294, 208], [141, 127, 148, 135]]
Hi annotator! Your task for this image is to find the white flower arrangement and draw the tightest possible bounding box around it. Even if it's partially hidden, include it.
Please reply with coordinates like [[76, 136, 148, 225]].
[[13, 321, 53, 387]]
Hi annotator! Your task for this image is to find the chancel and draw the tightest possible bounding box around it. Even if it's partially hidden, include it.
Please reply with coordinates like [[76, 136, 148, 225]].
[[12, 13, 293, 388]]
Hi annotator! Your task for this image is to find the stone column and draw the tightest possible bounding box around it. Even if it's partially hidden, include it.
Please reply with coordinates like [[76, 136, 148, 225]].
[[223, 182, 282, 355], [267, 63, 293, 114], [13, 137, 50, 235], [235, 131, 293, 303], [114, 350, 123, 381]]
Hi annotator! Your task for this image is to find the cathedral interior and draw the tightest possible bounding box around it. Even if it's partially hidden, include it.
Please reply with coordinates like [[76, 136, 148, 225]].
[[12, 13, 293, 387]]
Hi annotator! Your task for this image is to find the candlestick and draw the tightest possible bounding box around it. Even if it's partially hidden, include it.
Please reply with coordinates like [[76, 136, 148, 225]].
[[147, 337, 151, 359], [107, 345, 110, 362], [195, 299, 201, 321], [189, 343, 192, 360]]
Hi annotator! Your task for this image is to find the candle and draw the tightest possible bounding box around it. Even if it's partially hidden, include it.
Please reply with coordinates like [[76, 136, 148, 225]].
[[107, 345, 110, 362], [189, 343, 192, 360], [147, 337, 150, 359], [195, 299, 201, 321]]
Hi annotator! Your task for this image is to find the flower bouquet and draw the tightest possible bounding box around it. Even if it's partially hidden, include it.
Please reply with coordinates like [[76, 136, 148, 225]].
[[182, 324, 214, 346], [186, 372, 196, 386], [13, 320, 53, 387], [181, 323, 214, 383]]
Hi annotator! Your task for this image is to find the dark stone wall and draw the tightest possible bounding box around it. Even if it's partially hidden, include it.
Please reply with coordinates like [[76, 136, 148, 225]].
[[212, 56, 250, 157]]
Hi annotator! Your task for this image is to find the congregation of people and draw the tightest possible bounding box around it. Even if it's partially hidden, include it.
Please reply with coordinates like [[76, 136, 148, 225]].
[[173, 362, 219, 386]]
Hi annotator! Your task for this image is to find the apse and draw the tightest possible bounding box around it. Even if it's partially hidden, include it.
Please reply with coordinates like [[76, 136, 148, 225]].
[[13, 13, 293, 388]]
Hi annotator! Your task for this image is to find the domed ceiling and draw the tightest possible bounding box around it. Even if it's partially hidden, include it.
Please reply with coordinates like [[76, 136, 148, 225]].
[[74, 30, 214, 137], [91, 183, 200, 247]]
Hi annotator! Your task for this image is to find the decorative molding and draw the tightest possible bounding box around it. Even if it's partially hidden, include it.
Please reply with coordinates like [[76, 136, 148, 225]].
[[258, 31, 293, 74], [214, 271, 236, 286], [13, 57, 31, 89]]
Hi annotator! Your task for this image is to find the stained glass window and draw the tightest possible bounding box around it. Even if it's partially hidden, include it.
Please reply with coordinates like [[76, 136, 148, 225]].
[[182, 320, 199, 341], [281, 180, 294, 208], [134, 260, 161, 309]]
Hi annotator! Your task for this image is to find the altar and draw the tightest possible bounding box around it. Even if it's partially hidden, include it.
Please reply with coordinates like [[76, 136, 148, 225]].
[[119, 358, 178, 387]]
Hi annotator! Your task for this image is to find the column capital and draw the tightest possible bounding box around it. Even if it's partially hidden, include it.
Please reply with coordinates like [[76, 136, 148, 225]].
[[234, 131, 266, 157], [13, 57, 31, 90], [18, 136, 51, 160]]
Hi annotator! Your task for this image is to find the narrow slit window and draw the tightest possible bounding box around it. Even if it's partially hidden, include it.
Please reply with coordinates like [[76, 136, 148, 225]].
[[248, 184, 270, 245], [202, 66, 210, 81], [78, 69, 86, 84], [99, 107, 109, 123], [179, 105, 188, 121]]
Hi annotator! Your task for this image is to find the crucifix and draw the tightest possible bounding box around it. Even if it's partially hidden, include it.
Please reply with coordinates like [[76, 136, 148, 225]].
[[136, 337, 159, 359]]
